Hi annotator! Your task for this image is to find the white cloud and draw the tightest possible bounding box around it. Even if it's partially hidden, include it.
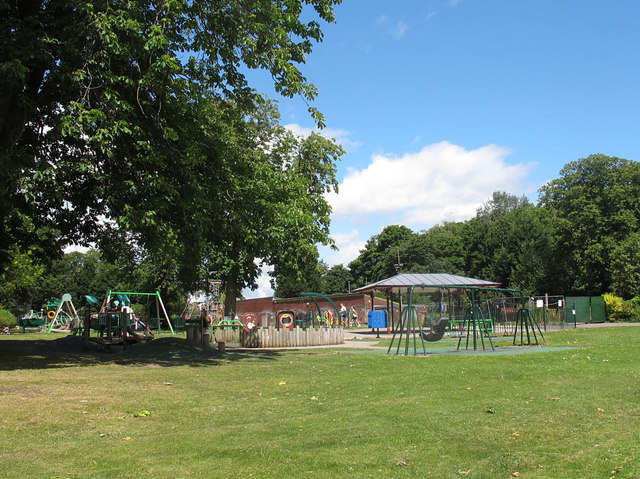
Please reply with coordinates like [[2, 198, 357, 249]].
[[63, 244, 91, 254], [284, 123, 362, 152], [374, 15, 409, 40], [376, 15, 388, 26], [324, 230, 366, 267], [242, 265, 274, 299], [327, 141, 535, 228], [394, 21, 409, 39]]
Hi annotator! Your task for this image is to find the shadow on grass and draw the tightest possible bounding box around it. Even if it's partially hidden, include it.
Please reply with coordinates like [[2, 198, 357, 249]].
[[0, 335, 282, 370]]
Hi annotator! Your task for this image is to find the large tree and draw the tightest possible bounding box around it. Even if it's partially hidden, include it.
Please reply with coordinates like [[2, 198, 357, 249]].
[[210, 109, 343, 312], [610, 232, 640, 299], [538, 154, 640, 295], [322, 263, 352, 295], [462, 202, 557, 294], [401, 222, 467, 275], [1, 0, 341, 274], [348, 225, 414, 288]]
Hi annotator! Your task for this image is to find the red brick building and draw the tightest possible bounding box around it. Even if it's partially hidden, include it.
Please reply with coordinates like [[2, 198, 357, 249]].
[[236, 293, 393, 328]]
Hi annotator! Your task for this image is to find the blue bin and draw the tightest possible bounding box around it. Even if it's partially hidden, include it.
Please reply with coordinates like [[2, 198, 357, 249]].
[[368, 310, 387, 328]]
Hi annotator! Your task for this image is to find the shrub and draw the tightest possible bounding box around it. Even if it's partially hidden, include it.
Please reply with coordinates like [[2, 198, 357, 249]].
[[603, 293, 639, 322], [622, 297, 640, 322], [0, 309, 17, 329], [603, 293, 623, 321]]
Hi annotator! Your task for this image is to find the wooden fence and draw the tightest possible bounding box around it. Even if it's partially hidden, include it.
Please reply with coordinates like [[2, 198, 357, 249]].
[[211, 326, 344, 348]]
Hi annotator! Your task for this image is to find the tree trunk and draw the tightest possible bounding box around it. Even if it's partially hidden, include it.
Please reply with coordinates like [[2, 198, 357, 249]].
[[224, 264, 240, 318]]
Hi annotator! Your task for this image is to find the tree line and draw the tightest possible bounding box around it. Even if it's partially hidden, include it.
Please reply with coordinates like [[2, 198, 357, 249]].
[[280, 154, 640, 307], [3, 151, 639, 318]]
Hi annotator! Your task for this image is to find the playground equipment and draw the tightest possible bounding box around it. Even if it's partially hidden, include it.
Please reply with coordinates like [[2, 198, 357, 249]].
[[215, 316, 243, 329], [45, 294, 81, 333], [277, 310, 296, 329], [299, 292, 342, 327], [389, 285, 545, 356], [78, 290, 173, 348], [103, 290, 174, 334], [18, 310, 46, 330], [420, 317, 449, 342], [182, 280, 225, 328]]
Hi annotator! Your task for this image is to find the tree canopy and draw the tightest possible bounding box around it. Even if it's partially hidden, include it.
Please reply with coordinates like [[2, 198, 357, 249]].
[[539, 154, 640, 295], [1, 0, 343, 306], [345, 156, 640, 300]]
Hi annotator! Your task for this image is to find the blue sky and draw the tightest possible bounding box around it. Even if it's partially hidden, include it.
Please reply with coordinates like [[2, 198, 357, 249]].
[[246, 1, 640, 296]]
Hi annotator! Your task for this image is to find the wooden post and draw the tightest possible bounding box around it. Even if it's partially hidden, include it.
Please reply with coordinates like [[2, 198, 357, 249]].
[[157, 292, 175, 334], [156, 297, 160, 334], [83, 309, 90, 346]]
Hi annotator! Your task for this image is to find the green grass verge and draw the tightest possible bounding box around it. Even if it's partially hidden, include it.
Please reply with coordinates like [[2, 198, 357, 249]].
[[0, 327, 638, 478]]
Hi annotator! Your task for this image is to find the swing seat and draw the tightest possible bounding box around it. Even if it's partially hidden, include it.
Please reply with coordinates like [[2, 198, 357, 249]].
[[421, 318, 449, 342]]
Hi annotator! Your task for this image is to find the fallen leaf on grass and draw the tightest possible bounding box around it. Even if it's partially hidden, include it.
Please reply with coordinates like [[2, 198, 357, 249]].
[[133, 410, 151, 417], [597, 408, 605, 413], [277, 381, 286, 386], [396, 461, 408, 467], [512, 472, 520, 477]]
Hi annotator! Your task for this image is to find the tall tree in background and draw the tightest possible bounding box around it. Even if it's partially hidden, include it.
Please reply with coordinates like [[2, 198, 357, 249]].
[[348, 225, 413, 287], [610, 232, 640, 299], [539, 154, 640, 295], [1, 0, 342, 275], [463, 192, 532, 283], [322, 264, 352, 295], [401, 222, 466, 275], [463, 203, 557, 294], [271, 245, 326, 299]]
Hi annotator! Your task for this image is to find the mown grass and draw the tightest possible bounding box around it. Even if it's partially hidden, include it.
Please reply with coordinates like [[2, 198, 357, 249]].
[[0, 327, 638, 478]]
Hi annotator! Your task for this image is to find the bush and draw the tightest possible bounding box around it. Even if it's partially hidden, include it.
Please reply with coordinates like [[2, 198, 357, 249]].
[[622, 297, 640, 322], [603, 293, 640, 322], [0, 309, 17, 329]]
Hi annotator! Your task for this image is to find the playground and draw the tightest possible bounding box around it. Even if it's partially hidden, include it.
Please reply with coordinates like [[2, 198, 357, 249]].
[[1, 325, 638, 478]]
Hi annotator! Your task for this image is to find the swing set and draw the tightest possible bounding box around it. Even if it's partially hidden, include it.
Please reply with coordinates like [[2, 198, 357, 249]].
[[45, 293, 81, 333], [389, 284, 544, 356], [81, 290, 174, 348], [104, 290, 175, 333]]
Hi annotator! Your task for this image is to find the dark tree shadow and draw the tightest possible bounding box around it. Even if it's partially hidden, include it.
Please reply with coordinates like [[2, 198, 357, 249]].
[[0, 335, 282, 370]]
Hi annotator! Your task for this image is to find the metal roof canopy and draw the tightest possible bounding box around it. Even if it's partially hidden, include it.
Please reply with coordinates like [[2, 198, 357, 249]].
[[353, 273, 501, 295]]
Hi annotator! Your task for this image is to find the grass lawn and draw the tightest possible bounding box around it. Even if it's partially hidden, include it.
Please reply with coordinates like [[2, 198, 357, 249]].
[[0, 327, 638, 478]]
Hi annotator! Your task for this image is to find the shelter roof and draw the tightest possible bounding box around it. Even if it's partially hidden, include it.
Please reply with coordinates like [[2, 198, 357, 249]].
[[353, 273, 501, 295]]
